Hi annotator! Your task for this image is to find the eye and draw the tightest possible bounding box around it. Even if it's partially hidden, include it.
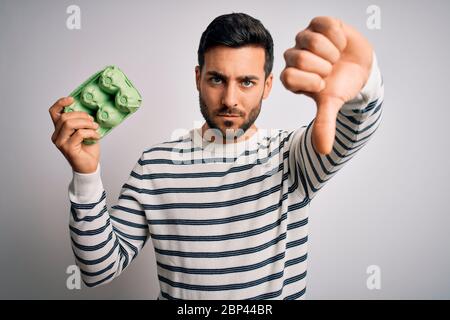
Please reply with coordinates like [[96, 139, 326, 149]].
[[209, 77, 222, 85], [242, 80, 255, 88]]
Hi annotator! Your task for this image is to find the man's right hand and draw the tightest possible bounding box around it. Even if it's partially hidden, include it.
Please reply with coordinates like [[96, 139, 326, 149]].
[[50, 97, 101, 174]]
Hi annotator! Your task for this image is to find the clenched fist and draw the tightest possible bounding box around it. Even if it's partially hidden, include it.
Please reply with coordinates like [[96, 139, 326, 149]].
[[280, 16, 373, 155]]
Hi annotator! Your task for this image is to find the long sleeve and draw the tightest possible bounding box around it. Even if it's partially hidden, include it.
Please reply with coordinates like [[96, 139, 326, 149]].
[[290, 51, 384, 201], [68, 153, 150, 287]]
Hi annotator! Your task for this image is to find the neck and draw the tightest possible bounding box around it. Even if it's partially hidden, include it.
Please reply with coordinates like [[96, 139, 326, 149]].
[[201, 123, 258, 144]]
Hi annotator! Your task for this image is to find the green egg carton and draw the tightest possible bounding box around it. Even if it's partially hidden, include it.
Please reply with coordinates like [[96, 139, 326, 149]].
[[64, 66, 142, 144]]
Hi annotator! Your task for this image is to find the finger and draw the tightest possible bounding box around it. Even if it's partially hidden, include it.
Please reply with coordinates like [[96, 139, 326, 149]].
[[59, 118, 99, 145], [280, 67, 325, 94], [49, 97, 74, 126], [312, 97, 346, 155], [283, 48, 333, 78], [52, 111, 94, 143], [295, 29, 340, 64], [54, 118, 98, 148], [308, 16, 347, 52], [67, 129, 101, 149], [52, 113, 96, 144]]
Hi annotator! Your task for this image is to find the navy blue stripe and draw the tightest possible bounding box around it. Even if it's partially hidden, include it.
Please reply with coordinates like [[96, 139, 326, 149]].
[[71, 205, 107, 222], [325, 118, 381, 167], [112, 225, 148, 241], [336, 102, 382, 136], [334, 126, 375, 153], [110, 205, 146, 217], [247, 271, 307, 300], [292, 139, 309, 199], [154, 234, 307, 259], [287, 217, 308, 230], [71, 231, 114, 251], [69, 217, 110, 236], [158, 262, 307, 293], [110, 215, 148, 229], [159, 268, 307, 300], [284, 271, 307, 286], [143, 130, 285, 156], [73, 238, 119, 265], [117, 236, 140, 259], [136, 134, 292, 178], [350, 98, 379, 114], [336, 125, 373, 146], [119, 245, 129, 270], [155, 233, 289, 258], [295, 159, 310, 200], [302, 123, 336, 188], [84, 271, 115, 288], [341, 100, 382, 125], [157, 252, 286, 275], [80, 261, 115, 277], [126, 162, 285, 195], [70, 191, 106, 210], [160, 290, 181, 300], [247, 290, 282, 300], [138, 171, 292, 211], [148, 194, 308, 226], [150, 213, 307, 242], [158, 270, 285, 292], [284, 287, 306, 300], [157, 251, 307, 277], [300, 108, 381, 194], [285, 254, 308, 267], [286, 236, 308, 249]]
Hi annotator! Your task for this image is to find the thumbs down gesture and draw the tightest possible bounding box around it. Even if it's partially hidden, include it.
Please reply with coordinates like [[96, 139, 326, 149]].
[[280, 16, 374, 155]]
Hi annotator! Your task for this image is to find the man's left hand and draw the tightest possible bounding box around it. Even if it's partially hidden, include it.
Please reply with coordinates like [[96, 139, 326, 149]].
[[280, 16, 373, 155]]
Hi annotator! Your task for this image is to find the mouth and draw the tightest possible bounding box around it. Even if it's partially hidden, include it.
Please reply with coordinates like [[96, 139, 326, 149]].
[[218, 114, 240, 118]]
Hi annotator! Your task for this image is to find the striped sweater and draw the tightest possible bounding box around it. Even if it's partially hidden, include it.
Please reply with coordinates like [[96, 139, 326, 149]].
[[68, 52, 384, 300]]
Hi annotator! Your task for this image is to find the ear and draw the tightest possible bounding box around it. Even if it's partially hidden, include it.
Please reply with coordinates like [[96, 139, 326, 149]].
[[195, 66, 201, 91], [262, 73, 273, 99]]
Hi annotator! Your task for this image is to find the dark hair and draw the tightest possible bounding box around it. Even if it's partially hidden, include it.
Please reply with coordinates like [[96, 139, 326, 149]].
[[197, 13, 274, 79]]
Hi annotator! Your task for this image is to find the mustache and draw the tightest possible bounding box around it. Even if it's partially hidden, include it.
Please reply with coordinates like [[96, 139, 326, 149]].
[[217, 107, 243, 116]]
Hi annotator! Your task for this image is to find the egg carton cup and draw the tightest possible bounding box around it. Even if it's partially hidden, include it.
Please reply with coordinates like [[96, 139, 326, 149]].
[[64, 66, 142, 144]]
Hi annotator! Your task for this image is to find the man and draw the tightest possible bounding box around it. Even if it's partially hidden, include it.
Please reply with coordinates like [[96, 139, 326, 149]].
[[49, 13, 383, 299]]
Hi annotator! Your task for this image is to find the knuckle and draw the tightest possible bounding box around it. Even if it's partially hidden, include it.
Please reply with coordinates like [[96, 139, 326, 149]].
[[281, 69, 295, 90], [312, 77, 324, 92], [310, 16, 324, 29], [283, 49, 290, 61], [324, 62, 333, 75], [308, 35, 320, 51], [316, 79, 323, 90], [60, 118, 70, 130], [295, 31, 305, 46], [311, 16, 321, 26], [56, 97, 66, 106], [60, 112, 69, 121], [295, 51, 307, 69], [328, 24, 340, 35], [312, 16, 330, 27], [74, 129, 83, 137]]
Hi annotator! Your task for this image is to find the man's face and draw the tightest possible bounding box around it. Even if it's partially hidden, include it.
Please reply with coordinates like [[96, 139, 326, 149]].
[[195, 45, 273, 142]]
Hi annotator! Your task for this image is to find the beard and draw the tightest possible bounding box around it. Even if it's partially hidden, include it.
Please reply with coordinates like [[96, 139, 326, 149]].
[[198, 90, 263, 140]]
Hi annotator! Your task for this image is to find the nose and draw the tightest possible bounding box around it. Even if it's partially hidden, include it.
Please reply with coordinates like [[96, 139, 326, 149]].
[[221, 83, 239, 109]]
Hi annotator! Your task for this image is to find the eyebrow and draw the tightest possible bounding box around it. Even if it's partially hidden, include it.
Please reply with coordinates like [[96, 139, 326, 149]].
[[205, 71, 260, 81]]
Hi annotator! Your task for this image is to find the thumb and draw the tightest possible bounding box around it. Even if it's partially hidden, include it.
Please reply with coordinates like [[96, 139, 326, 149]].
[[311, 97, 345, 155]]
